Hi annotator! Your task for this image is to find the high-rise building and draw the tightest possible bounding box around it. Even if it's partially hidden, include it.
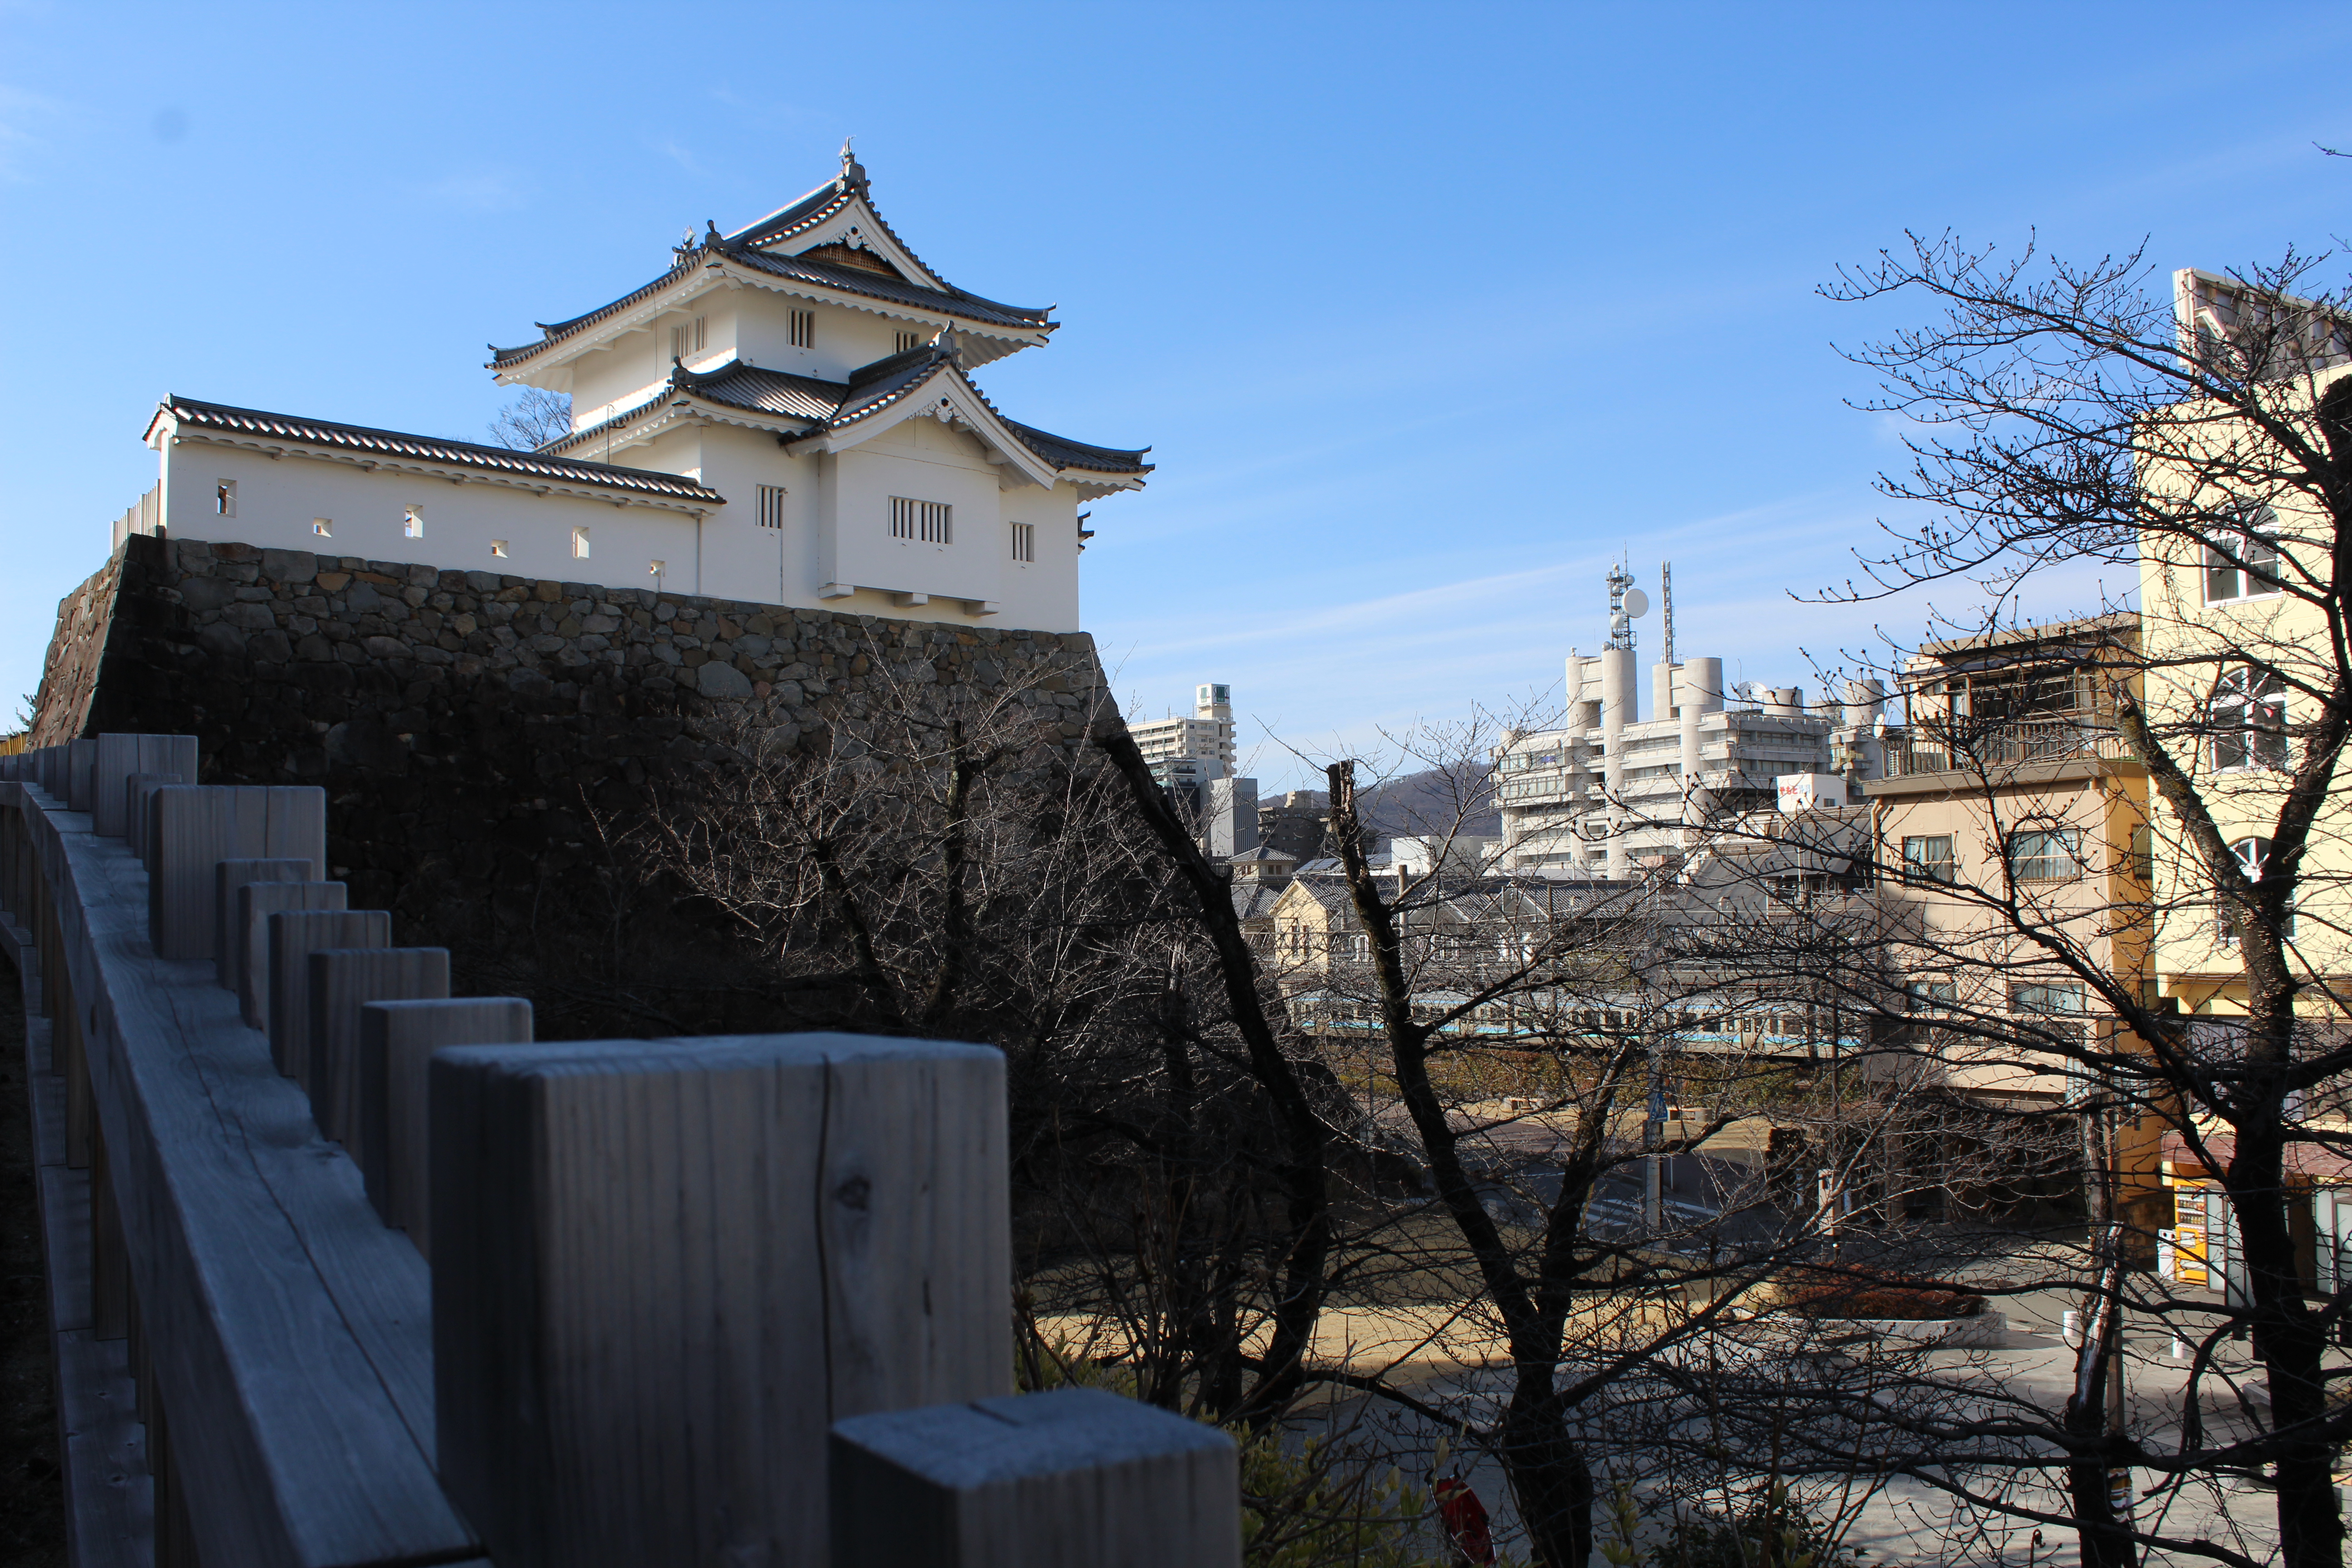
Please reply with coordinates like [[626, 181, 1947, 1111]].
[[1491, 569, 1882, 876], [1130, 682, 1238, 795]]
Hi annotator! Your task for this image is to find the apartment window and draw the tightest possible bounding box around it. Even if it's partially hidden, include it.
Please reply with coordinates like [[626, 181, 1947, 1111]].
[[789, 308, 815, 349], [1009, 521, 1035, 563], [215, 480, 236, 517], [1901, 833, 1956, 884], [895, 329, 921, 354], [571, 527, 592, 559], [2007, 827, 2082, 882], [670, 316, 706, 363], [1907, 980, 1957, 1012], [2130, 823, 2154, 882], [2211, 666, 2286, 771], [2218, 836, 2295, 944], [890, 496, 951, 544], [2205, 509, 2283, 603], [490, 539, 508, 559], [2011, 982, 2085, 1015], [758, 485, 788, 529], [403, 506, 424, 540], [312, 518, 333, 538]]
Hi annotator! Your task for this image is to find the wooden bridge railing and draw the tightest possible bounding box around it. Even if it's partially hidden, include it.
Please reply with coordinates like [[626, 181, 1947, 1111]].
[[1, 735, 1239, 1568]]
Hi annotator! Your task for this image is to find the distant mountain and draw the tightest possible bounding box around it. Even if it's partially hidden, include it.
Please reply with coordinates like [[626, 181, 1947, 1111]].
[[1357, 762, 1500, 843]]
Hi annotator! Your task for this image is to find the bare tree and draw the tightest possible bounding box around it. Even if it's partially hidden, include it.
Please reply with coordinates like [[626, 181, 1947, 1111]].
[[1764, 230, 2352, 1568], [486, 387, 574, 451]]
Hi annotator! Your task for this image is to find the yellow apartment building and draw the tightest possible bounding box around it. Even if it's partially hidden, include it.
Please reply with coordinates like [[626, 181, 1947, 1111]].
[[1863, 615, 2163, 1215]]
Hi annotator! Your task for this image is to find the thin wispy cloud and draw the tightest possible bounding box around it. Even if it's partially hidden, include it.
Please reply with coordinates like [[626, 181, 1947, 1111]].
[[415, 169, 529, 212], [0, 83, 61, 183]]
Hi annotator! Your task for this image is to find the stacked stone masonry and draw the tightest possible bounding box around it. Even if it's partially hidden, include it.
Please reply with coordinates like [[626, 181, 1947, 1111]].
[[30, 536, 1114, 1026]]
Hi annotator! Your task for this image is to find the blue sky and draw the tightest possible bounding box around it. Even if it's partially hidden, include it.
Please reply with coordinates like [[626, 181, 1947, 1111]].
[[4, 3, 2348, 788]]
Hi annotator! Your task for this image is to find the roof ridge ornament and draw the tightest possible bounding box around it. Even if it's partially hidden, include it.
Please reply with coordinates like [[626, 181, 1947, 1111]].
[[931, 324, 964, 368], [837, 136, 868, 192]]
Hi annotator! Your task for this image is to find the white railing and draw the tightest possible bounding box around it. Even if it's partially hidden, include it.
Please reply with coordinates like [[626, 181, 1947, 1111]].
[[1, 737, 1236, 1568]]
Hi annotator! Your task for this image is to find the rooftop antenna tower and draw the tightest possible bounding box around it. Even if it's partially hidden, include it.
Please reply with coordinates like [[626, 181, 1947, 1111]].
[[1660, 560, 1675, 666], [1605, 561, 1646, 653]]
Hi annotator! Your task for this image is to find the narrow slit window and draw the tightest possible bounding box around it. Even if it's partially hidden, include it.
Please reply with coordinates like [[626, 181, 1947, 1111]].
[[571, 527, 592, 559], [403, 506, 423, 539], [670, 316, 706, 363], [312, 518, 333, 538], [757, 485, 788, 529], [889, 496, 951, 544], [1009, 521, 1035, 563], [490, 540, 509, 559], [789, 308, 815, 349], [895, 329, 921, 354], [215, 480, 236, 517]]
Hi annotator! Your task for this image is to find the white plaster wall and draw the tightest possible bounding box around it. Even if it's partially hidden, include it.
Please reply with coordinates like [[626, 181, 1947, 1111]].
[[735, 290, 917, 382], [158, 438, 702, 591], [828, 420, 1005, 604]]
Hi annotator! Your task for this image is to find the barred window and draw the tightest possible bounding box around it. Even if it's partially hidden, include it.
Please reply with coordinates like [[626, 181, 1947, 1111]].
[[1901, 834, 1955, 884], [757, 485, 788, 529], [895, 329, 921, 353], [670, 316, 706, 363], [1009, 521, 1035, 563], [2006, 827, 2081, 882], [890, 496, 951, 544], [789, 309, 815, 348]]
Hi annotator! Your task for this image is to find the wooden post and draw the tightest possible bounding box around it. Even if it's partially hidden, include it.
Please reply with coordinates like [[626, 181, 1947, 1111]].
[[123, 774, 182, 866], [235, 881, 346, 1031], [267, 910, 390, 1086], [67, 739, 96, 815], [358, 997, 533, 1254], [829, 1387, 1242, 1568], [213, 859, 314, 987], [432, 1034, 1011, 1568], [148, 786, 328, 961], [305, 948, 450, 1158], [93, 734, 198, 839]]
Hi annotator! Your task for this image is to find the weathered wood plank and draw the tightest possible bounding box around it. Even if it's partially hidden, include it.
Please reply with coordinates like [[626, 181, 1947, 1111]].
[[150, 786, 328, 961], [357, 997, 533, 1255], [54, 1327, 153, 1568], [828, 1387, 1241, 1568], [124, 773, 181, 867], [305, 948, 449, 1161], [67, 739, 96, 815], [266, 908, 388, 1085], [50, 810, 479, 1568], [92, 734, 197, 840], [235, 880, 346, 1031], [214, 858, 313, 987], [432, 1034, 1010, 1568]]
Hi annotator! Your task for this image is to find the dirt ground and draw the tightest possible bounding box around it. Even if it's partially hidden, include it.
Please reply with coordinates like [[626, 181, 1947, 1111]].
[[0, 963, 65, 1564]]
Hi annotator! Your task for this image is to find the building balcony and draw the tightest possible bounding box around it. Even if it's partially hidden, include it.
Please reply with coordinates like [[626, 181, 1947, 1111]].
[[1869, 719, 2140, 794]]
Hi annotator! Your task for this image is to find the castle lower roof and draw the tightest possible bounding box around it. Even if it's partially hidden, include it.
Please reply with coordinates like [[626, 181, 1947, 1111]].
[[149, 397, 726, 505]]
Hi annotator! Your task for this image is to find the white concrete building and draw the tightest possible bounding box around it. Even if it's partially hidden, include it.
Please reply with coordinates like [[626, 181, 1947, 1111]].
[[1130, 682, 1238, 792], [118, 145, 1150, 633], [1492, 573, 1884, 876]]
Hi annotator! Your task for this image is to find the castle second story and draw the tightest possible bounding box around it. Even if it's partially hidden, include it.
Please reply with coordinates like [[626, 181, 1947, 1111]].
[[117, 146, 1150, 637]]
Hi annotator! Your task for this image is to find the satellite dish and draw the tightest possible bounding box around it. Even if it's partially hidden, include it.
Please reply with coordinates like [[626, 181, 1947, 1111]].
[[1623, 588, 1650, 618]]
